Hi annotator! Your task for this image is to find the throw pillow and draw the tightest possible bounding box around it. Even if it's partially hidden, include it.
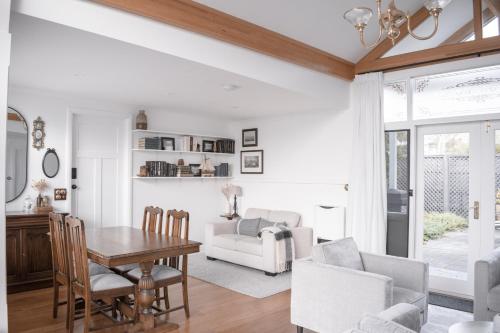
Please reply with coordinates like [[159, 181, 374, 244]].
[[237, 218, 261, 237], [259, 218, 287, 231], [312, 237, 365, 271]]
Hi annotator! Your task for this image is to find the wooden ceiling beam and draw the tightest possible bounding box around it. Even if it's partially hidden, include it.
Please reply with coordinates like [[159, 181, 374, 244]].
[[355, 35, 500, 74], [473, 0, 484, 40], [356, 7, 430, 65], [90, 0, 354, 80], [441, 8, 494, 45], [486, 0, 500, 16]]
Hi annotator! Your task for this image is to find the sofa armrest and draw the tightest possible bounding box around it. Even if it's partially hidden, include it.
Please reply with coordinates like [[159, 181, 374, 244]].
[[291, 258, 393, 333], [291, 227, 313, 259], [204, 221, 237, 256], [361, 252, 428, 295]]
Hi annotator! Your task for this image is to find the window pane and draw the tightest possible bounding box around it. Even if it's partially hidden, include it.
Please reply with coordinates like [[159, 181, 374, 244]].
[[384, 81, 407, 122], [413, 65, 500, 120]]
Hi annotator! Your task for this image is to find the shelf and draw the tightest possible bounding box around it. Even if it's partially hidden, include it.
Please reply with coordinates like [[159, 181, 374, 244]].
[[132, 176, 233, 180], [133, 129, 234, 141], [132, 149, 234, 156]]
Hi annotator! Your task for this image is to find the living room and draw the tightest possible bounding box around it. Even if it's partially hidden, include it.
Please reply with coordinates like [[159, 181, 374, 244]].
[[1, 0, 500, 333]]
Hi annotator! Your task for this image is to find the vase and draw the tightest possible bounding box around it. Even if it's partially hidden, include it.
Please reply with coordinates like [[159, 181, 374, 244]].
[[36, 193, 43, 208], [136, 110, 147, 130]]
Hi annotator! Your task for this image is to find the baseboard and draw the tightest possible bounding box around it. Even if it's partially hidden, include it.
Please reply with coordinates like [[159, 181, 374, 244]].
[[429, 292, 473, 313]]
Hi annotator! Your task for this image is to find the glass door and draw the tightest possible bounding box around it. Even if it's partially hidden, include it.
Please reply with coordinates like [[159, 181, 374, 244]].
[[416, 123, 481, 296]]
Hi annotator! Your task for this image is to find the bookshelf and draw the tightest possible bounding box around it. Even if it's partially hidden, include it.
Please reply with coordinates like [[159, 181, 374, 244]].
[[132, 176, 233, 180], [132, 149, 234, 156]]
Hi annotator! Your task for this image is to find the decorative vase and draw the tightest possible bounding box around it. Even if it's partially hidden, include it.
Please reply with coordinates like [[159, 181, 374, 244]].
[[23, 196, 33, 212], [36, 193, 43, 208], [136, 110, 148, 130]]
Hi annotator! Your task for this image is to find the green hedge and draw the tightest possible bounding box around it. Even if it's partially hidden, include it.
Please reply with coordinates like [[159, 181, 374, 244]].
[[424, 212, 468, 242]]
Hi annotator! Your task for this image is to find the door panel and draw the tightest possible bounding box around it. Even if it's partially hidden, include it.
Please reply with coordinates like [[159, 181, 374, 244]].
[[6, 228, 22, 283]]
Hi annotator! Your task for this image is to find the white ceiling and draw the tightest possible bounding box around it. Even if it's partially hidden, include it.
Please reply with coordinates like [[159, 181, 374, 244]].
[[9, 13, 336, 119]]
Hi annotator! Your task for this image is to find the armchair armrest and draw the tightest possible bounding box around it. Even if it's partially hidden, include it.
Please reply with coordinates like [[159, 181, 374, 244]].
[[291, 227, 313, 259], [474, 249, 500, 320], [291, 258, 393, 333], [360, 252, 428, 295]]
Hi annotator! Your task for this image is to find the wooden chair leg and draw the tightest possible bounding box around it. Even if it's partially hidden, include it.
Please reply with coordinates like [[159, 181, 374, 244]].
[[182, 278, 190, 318], [84, 297, 92, 333], [66, 286, 71, 330], [52, 282, 59, 319], [163, 286, 170, 310], [155, 289, 161, 307], [112, 299, 118, 319], [68, 289, 75, 333]]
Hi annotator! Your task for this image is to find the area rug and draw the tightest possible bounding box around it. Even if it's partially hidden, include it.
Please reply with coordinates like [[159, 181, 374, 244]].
[[422, 305, 472, 333], [188, 253, 291, 298]]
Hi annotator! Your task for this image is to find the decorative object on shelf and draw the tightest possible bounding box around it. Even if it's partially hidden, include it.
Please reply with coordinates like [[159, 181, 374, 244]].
[[242, 128, 258, 147], [189, 164, 201, 177], [177, 158, 185, 166], [138, 165, 148, 177], [221, 184, 234, 215], [6, 107, 28, 203], [221, 184, 243, 218], [135, 110, 148, 130], [31, 179, 52, 212], [23, 196, 33, 212], [54, 188, 67, 201], [42, 148, 60, 178], [241, 150, 264, 174], [161, 137, 175, 151], [200, 156, 215, 177], [344, 0, 451, 48], [32, 116, 45, 150], [202, 140, 215, 152], [177, 159, 193, 177]]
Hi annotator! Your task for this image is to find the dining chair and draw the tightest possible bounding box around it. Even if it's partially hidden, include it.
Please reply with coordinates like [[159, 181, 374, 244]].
[[48, 212, 112, 328], [113, 206, 164, 274], [65, 216, 138, 333], [126, 209, 190, 318]]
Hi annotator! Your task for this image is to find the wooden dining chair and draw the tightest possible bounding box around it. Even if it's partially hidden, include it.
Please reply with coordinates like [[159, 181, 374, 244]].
[[65, 216, 137, 333], [126, 209, 190, 318]]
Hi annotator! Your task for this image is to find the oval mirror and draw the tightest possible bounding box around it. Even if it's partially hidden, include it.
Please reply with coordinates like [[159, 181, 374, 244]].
[[42, 149, 60, 178], [6, 107, 28, 203]]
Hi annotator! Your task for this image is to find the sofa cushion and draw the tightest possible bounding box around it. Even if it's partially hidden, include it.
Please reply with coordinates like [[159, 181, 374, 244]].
[[237, 218, 261, 237], [245, 208, 271, 220], [487, 284, 500, 311], [259, 219, 287, 231], [236, 235, 263, 256], [393, 287, 426, 313], [312, 237, 365, 271], [213, 234, 239, 250], [268, 210, 301, 228]]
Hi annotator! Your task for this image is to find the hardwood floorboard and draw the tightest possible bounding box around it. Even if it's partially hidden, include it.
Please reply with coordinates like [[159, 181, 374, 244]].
[[8, 277, 297, 333]]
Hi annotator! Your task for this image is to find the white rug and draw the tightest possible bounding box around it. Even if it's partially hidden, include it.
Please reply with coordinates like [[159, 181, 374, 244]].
[[188, 253, 291, 298]]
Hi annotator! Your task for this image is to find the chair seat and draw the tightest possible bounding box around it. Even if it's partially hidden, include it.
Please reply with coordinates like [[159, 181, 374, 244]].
[[88, 261, 113, 276], [127, 265, 182, 282], [393, 287, 426, 313], [113, 263, 139, 273], [90, 273, 135, 293], [487, 284, 500, 311]]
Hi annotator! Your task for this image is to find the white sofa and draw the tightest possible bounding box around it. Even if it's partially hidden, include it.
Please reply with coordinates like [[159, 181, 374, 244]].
[[474, 248, 500, 321], [205, 208, 313, 275]]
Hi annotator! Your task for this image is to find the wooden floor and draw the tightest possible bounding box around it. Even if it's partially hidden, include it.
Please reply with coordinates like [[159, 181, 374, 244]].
[[8, 277, 297, 333]]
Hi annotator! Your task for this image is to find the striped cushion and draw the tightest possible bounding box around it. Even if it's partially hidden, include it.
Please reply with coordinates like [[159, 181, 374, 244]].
[[90, 273, 134, 292], [127, 265, 181, 282], [237, 218, 261, 237]]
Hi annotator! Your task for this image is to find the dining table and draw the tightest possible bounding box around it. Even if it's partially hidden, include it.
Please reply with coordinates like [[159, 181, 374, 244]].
[[85, 226, 201, 331]]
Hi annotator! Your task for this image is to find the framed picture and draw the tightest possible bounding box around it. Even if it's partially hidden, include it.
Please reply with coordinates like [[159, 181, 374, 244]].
[[242, 128, 258, 147], [189, 163, 201, 177], [161, 137, 175, 151], [241, 150, 264, 174], [202, 140, 215, 152]]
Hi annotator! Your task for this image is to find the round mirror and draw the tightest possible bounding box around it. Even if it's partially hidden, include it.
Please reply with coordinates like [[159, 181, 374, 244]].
[[42, 149, 60, 178], [6, 107, 28, 202]]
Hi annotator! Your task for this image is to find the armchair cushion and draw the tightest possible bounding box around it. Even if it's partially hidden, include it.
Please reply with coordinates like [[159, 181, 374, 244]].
[[377, 303, 421, 332], [487, 284, 500, 311], [312, 237, 365, 271], [358, 314, 416, 333], [237, 218, 261, 237]]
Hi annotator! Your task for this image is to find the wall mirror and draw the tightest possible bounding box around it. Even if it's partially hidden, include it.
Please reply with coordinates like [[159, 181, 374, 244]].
[[6, 107, 28, 203], [42, 149, 60, 178]]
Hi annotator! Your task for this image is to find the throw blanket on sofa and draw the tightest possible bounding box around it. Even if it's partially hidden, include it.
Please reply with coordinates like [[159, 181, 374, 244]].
[[258, 225, 294, 273]]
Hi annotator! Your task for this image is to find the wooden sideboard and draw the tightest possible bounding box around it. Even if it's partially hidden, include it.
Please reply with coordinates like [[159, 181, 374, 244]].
[[6, 211, 67, 293]]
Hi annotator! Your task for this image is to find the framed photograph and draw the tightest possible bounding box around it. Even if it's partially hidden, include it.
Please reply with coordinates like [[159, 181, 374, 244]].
[[242, 128, 258, 147], [189, 163, 201, 177], [161, 137, 175, 151], [241, 150, 264, 174], [202, 140, 215, 152]]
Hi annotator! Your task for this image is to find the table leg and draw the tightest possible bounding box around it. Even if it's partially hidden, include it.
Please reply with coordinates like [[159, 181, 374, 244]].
[[138, 261, 156, 330]]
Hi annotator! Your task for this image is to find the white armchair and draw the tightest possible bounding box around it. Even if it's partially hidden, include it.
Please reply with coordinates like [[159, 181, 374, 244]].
[[474, 248, 500, 321], [205, 208, 313, 275], [291, 238, 428, 333]]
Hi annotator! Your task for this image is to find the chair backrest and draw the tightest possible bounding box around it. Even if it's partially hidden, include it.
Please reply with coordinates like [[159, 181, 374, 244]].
[[142, 206, 164, 234], [65, 216, 91, 295], [49, 212, 69, 278], [165, 209, 189, 269]]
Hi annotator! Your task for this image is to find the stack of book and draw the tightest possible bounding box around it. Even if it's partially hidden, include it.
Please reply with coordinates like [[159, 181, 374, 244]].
[[214, 163, 229, 177], [144, 161, 177, 177], [215, 139, 235, 154], [180, 136, 201, 152], [138, 137, 161, 150], [176, 165, 192, 177]]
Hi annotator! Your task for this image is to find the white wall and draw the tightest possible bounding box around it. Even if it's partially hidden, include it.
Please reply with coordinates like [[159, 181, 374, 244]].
[[232, 109, 353, 228]]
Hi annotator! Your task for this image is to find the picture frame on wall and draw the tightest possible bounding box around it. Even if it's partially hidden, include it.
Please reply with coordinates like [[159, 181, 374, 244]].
[[241, 150, 264, 174], [161, 137, 175, 151], [202, 140, 215, 152], [242, 128, 258, 147]]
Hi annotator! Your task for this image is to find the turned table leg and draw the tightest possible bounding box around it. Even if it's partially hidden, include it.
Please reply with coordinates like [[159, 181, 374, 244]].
[[138, 261, 156, 330]]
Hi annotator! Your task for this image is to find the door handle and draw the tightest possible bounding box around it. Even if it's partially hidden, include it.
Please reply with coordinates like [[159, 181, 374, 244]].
[[71, 184, 78, 190], [470, 201, 479, 219]]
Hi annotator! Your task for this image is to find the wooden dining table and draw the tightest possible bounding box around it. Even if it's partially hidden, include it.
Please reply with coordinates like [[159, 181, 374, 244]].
[[85, 226, 201, 331]]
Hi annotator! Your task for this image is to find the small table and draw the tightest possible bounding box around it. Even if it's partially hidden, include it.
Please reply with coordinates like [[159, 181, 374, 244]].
[[449, 321, 493, 333]]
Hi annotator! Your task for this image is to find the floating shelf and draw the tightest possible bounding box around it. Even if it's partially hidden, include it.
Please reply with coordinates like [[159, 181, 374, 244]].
[[132, 149, 234, 156], [132, 176, 233, 180], [133, 129, 234, 141]]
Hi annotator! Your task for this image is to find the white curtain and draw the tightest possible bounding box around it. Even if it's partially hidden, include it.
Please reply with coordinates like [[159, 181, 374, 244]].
[[346, 72, 387, 254]]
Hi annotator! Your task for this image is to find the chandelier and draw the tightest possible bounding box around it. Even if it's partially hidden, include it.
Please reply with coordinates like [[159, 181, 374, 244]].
[[344, 0, 451, 48]]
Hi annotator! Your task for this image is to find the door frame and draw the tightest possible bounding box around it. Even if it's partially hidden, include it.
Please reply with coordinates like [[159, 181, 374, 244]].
[[65, 108, 133, 227]]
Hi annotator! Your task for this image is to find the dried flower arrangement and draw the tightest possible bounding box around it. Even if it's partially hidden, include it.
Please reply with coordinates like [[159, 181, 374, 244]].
[[32, 179, 49, 194]]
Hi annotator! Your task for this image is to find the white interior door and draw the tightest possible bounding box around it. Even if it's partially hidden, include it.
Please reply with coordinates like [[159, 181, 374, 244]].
[[71, 114, 127, 228]]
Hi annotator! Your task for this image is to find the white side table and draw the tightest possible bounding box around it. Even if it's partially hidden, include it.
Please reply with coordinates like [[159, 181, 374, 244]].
[[449, 321, 493, 333]]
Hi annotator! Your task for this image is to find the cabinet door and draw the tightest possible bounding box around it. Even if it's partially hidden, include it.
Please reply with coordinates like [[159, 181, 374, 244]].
[[22, 226, 53, 281], [6, 228, 22, 283]]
